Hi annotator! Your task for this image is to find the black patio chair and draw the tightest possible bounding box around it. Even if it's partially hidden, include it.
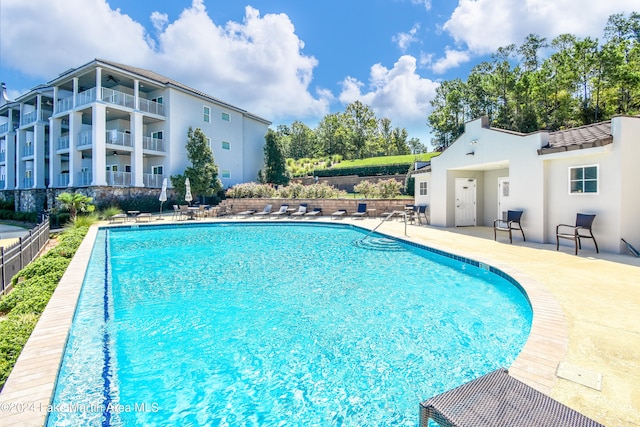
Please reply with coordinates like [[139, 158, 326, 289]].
[[493, 210, 525, 243], [556, 213, 599, 255]]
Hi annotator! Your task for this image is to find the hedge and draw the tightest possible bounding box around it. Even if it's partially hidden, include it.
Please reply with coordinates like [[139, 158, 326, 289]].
[[312, 163, 412, 177]]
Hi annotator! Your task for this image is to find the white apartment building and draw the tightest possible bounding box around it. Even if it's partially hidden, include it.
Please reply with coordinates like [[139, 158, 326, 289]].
[[0, 59, 271, 210]]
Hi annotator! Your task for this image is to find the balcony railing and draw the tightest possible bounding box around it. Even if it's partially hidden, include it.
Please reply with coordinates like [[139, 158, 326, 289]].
[[139, 98, 165, 116], [102, 88, 135, 109], [57, 173, 70, 187], [0, 123, 7, 134], [77, 170, 92, 186], [56, 95, 74, 114], [20, 110, 53, 127], [0, 180, 5, 189], [77, 88, 97, 107], [106, 171, 131, 186], [77, 131, 92, 147], [143, 173, 165, 188], [143, 136, 166, 152], [22, 177, 34, 188], [57, 135, 70, 150], [23, 145, 34, 157], [106, 130, 133, 147]]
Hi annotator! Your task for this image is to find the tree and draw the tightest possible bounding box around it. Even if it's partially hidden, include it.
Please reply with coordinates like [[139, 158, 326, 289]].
[[288, 121, 317, 159], [262, 128, 290, 185], [343, 101, 378, 159], [170, 127, 221, 202], [56, 192, 95, 221]]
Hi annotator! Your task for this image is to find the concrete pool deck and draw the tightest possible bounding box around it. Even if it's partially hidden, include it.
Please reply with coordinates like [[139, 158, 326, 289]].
[[0, 216, 638, 426]]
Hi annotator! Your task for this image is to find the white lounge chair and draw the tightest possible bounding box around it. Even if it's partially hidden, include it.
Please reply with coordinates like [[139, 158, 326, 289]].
[[253, 205, 273, 218], [270, 204, 289, 218], [290, 204, 307, 218], [331, 209, 347, 220]]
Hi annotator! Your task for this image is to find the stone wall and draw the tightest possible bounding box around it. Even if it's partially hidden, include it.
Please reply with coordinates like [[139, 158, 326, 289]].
[[221, 198, 412, 217]]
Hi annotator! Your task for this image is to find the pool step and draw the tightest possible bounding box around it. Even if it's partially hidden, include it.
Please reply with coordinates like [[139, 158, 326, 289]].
[[353, 237, 404, 252]]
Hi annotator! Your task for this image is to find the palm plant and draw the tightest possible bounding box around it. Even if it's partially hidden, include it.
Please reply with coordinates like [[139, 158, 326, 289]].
[[56, 192, 95, 221]]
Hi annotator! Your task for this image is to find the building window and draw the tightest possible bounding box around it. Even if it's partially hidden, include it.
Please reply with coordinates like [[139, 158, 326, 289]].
[[569, 165, 598, 194], [151, 131, 163, 140], [419, 181, 428, 196], [222, 141, 230, 150], [206, 137, 212, 149], [221, 112, 230, 122], [152, 165, 164, 175], [203, 106, 211, 123], [151, 96, 163, 104], [221, 170, 231, 179]]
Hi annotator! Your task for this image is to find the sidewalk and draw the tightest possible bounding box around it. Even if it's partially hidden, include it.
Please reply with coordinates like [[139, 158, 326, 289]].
[[0, 223, 30, 247]]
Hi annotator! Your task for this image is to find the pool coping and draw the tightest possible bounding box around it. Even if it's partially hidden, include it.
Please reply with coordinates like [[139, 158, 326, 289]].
[[0, 221, 566, 425]]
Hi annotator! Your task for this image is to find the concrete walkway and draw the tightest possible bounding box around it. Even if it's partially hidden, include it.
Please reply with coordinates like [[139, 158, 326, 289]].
[[0, 216, 638, 426]]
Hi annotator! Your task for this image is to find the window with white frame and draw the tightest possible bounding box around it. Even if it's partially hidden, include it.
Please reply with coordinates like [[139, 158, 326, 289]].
[[221, 112, 230, 122], [151, 96, 163, 104], [203, 106, 211, 123], [419, 181, 428, 196], [221, 170, 231, 179], [152, 165, 164, 175], [222, 141, 230, 150], [151, 130, 163, 140], [207, 137, 212, 149], [569, 165, 598, 194]]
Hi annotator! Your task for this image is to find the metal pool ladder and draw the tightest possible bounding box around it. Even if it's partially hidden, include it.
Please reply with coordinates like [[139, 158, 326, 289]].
[[354, 210, 408, 249]]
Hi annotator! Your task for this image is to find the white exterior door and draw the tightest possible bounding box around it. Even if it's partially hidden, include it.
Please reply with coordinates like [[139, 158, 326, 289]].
[[455, 178, 476, 226], [498, 177, 510, 220]]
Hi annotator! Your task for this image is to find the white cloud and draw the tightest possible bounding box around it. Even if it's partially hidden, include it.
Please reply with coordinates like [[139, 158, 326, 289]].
[[411, 0, 432, 11], [338, 55, 439, 140], [393, 24, 421, 52], [444, 0, 640, 54], [0, 0, 330, 122], [431, 48, 470, 74]]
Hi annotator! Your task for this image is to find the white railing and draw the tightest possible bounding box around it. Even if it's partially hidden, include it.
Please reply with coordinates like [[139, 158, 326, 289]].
[[77, 170, 92, 186], [56, 95, 74, 113], [23, 145, 34, 157], [77, 131, 92, 147], [57, 173, 69, 187], [0, 123, 7, 134], [77, 88, 96, 107], [102, 88, 135, 109], [143, 173, 164, 188], [106, 130, 133, 147], [21, 111, 37, 126], [143, 136, 165, 152], [139, 98, 165, 116], [106, 171, 131, 186], [0, 180, 5, 189], [57, 135, 70, 150], [22, 177, 34, 188], [0, 152, 5, 162]]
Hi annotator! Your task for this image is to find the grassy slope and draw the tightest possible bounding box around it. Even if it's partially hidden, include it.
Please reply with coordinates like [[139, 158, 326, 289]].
[[327, 153, 438, 169]]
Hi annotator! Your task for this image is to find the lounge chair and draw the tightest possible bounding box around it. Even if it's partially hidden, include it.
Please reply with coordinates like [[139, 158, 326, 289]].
[[253, 204, 273, 218], [493, 210, 525, 243], [556, 213, 599, 255], [352, 203, 367, 219], [135, 213, 153, 222], [109, 213, 127, 223], [236, 208, 258, 218], [331, 209, 347, 220], [305, 208, 322, 218], [270, 204, 290, 218], [290, 204, 307, 218]]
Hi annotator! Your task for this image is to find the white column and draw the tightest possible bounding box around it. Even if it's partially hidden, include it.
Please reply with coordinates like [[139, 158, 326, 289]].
[[92, 103, 107, 185], [68, 111, 82, 187], [131, 111, 144, 186], [52, 86, 59, 114], [16, 129, 25, 188], [49, 117, 61, 187], [5, 131, 16, 190], [33, 123, 46, 188], [95, 67, 102, 101], [72, 77, 78, 108], [134, 79, 139, 110]]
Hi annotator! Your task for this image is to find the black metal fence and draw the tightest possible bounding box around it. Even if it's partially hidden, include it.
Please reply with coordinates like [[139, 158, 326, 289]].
[[0, 218, 50, 295]]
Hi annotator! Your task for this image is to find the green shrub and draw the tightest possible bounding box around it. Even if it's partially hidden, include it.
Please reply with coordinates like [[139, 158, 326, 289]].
[[0, 198, 15, 211], [11, 258, 70, 287], [99, 206, 122, 220], [0, 314, 39, 389], [313, 163, 412, 177]]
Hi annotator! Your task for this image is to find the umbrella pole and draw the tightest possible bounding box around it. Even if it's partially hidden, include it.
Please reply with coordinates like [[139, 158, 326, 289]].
[[158, 201, 165, 220]]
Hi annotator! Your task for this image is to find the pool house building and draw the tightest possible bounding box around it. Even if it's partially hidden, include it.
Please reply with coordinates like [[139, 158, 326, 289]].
[[0, 59, 271, 212], [413, 115, 640, 254]]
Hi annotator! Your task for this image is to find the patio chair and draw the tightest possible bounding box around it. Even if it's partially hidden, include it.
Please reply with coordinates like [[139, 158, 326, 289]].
[[179, 205, 189, 221], [331, 209, 347, 220], [305, 207, 322, 218], [493, 210, 525, 244], [270, 204, 290, 218], [352, 203, 367, 219], [253, 204, 273, 218], [556, 213, 599, 255], [290, 204, 307, 218], [109, 213, 127, 224], [135, 213, 153, 222], [172, 205, 181, 221]]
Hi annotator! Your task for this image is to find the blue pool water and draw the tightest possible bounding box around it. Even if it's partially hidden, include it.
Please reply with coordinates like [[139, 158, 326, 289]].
[[48, 223, 532, 426]]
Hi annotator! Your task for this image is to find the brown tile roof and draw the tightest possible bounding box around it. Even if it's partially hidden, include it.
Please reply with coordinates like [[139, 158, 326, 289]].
[[538, 121, 612, 155]]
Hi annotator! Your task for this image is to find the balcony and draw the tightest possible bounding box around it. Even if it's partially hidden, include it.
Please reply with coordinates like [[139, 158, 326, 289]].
[[102, 88, 135, 109], [56, 95, 74, 114], [143, 136, 166, 152], [23, 145, 34, 157], [0, 180, 5, 189], [57, 173, 70, 187], [57, 135, 70, 150], [106, 130, 133, 147], [143, 173, 165, 188], [22, 177, 34, 188], [138, 98, 165, 116], [77, 131, 92, 148], [77, 170, 92, 186], [20, 109, 53, 127], [106, 171, 131, 186], [77, 88, 97, 108], [0, 152, 5, 163]]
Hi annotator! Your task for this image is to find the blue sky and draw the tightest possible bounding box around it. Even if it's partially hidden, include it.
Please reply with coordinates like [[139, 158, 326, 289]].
[[1, 0, 637, 146]]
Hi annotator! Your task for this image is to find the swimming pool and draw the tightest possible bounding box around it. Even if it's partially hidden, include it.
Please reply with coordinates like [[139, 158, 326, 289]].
[[48, 222, 532, 426]]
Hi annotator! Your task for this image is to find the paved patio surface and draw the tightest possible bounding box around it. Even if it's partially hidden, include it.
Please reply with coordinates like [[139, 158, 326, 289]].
[[0, 215, 638, 426]]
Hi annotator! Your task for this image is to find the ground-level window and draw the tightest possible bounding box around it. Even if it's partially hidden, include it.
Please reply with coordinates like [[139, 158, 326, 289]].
[[569, 165, 598, 194], [419, 181, 428, 196], [221, 112, 230, 122], [221, 170, 231, 179], [222, 141, 230, 150], [203, 106, 211, 123]]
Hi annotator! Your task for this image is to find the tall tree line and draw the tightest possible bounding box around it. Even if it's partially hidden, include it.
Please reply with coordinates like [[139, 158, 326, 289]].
[[276, 101, 427, 160], [428, 12, 640, 151]]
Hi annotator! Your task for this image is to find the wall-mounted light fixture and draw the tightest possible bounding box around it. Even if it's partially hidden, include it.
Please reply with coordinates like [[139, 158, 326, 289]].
[[470, 139, 478, 144], [466, 151, 475, 156]]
